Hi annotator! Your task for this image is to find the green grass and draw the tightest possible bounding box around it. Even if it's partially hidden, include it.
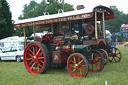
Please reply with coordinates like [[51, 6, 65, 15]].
[[0, 45, 128, 85]]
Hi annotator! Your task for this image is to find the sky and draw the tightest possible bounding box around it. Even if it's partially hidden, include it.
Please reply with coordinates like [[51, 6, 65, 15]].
[[6, 0, 128, 21]]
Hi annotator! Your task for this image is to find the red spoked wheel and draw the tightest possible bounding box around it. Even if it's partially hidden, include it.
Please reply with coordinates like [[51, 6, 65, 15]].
[[98, 49, 109, 65], [108, 47, 122, 63], [24, 41, 50, 74], [89, 50, 105, 72], [67, 53, 89, 77]]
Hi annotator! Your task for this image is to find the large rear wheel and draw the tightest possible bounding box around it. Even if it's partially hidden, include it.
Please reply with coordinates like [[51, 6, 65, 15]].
[[89, 50, 105, 72], [67, 53, 89, 77], [24, 41, 50, 74]]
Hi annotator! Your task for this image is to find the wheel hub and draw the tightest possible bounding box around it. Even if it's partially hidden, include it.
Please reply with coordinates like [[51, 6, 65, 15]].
[[74, 64, 78, 68], [74, 64, 82, 68], [33, 56, 36, 61]]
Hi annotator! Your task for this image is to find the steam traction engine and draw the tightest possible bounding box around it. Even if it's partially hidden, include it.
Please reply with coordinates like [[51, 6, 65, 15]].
[[15, 6, 122, 77]]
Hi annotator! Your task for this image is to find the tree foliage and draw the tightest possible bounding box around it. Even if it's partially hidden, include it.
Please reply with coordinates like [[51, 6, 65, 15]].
[[19, 0, 74, 19], [0, 0, 13, 39], [105, 6, 127, 33], [18, 0, 128, 34], [18, 0, 74, 36]]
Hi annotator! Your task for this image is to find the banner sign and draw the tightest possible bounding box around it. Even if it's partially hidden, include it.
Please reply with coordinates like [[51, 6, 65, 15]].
[[15, 13, 93, 28]]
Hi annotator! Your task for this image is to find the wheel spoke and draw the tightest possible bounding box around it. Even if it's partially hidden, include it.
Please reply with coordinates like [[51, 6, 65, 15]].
[[33, 47, 35, 54], [79, 68, 85, 72], [80, 69, 82, 75], [73, 57, 76, 63], [29, 49, 34, 55], [30, 63, 35, 70], [35, 63, 36, 71], [27, 58, 32, 60], [28, 53, 33, 58], [97, 59, 102, 62], [40, 60, 44, 64], [78, 57, 80, 63], [116, 53, 120, 55], [111, 57, 114, 62], [36, 46, 37, 54], [29, 60, 33, 66], [70, 64, 74, 68], [36, 48, 41, 56], [95, 63, 100, 67], [78, 60, 83, 64], [116, 56, 120, 59], [72, 68, 76, 72], [81, 65, 86, 67], [115, 49, 117, 54], [37, 64, 39, 71], [76, 68, 77, 75], [38, 52, 43, 57], [113, 57, 117, 62], [70, 60, 76, 64], [92, 63, 93, 70], [38, 63, 42, 68], [38, 57, 44, 59]]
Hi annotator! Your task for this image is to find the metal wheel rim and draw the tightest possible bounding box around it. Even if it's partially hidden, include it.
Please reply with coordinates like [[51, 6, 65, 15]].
[[17, 56, 21, 62], [24, 43, 45, 74], [109, 47, 122, 62], [67, 54, 88, 77], [89, 51, 103, 72]]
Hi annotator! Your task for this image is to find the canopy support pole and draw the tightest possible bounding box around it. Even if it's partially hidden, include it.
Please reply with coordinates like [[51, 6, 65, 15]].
[[23, 27, 26, 48], [51, 23, 53, 34], [102, 11, 106, 39], [59, 23, 61, 32], [33, 25, 36, 41], [95, 10, 98, 39]]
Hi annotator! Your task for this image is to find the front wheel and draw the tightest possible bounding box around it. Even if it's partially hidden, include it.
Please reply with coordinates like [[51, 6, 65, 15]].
[[24, 41, 50, 74], [16, 56, 21, 62], [89, 50, 105, 72], [67, 53, 89, 77]]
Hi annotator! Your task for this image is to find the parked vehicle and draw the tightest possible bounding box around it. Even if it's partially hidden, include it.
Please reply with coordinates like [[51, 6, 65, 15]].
[[115, 31, 128, 42], [0, 36, 25, 51], [0, 45, 24, 62], [124, 42, 128, 47], [14, 6, 122, 77], [120, 24, 128, 32]]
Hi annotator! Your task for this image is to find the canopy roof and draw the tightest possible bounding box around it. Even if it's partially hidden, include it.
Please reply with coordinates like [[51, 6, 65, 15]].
[[14, 6, 114, 28]]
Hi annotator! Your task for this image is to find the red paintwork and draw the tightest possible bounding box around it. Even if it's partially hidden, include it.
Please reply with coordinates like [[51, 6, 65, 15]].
[[24, 42, 45, 74], [89, 51, 103, 72], [52, 51, 68, 63], [67, 54, 88, 77], [83, 39, 105, 45], [14, 6, 114, 28], [53, 36, 64, 43]]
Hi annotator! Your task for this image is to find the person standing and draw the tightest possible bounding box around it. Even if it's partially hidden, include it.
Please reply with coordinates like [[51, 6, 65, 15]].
[[111, 32, 117, 47]]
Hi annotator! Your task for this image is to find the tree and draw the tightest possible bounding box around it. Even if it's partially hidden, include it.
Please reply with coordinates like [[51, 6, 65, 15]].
[[19, 0, 39, 19], [19, 0, 74, 19], [105, 6, 126, 33], [47, 1, 74, 14], [17, 0, 74, 36], [0, 0, 13, 39]]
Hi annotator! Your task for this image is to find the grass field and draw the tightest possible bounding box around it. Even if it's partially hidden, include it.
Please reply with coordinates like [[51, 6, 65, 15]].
[[0, 45, 128, 85]]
